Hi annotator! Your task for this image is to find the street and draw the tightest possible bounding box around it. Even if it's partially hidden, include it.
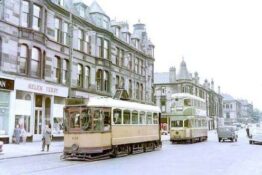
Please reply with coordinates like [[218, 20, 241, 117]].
[[0, 129, 261, 175]]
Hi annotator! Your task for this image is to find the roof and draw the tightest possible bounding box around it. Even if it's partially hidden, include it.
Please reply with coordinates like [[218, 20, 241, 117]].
[[177, 60, 191, 80], [87, 97, 161, 113], [171, 93, 206, 103], [222, 93, 235, 101], [154, 72, 169, 84], [89, 1, 106, 15]]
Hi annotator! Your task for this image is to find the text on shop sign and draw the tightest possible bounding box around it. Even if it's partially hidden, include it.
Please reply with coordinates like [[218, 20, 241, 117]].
[[28, 84, 58, 94]]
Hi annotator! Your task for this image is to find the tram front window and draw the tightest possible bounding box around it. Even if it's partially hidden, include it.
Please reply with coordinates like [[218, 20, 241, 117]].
[[184, 99, 191, 106], [81, 109, 92, 131], [171, 120, 183, 127]]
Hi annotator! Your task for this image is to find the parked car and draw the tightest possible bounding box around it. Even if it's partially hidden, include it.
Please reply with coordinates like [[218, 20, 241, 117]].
[[249, 128, 262, 144], [217, 126, 238, 142], [0, 141, 3, 152]]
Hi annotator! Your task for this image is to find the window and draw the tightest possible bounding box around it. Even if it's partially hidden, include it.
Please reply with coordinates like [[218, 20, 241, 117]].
[[120, 49, 124, 66], [70, 111, 81, 128], [140, 84, 143, 100], [81, 109, 92, 131], [96, 69, 102, 91], [58, 0, 64, 6], [116, 47, 120, 66], [54, 56, 61, 83], [115, 75, 120, 89], [136, 82, 139, 99], [63, 22, 69, 45], [153, 113, 158, 124], [128, 80, 132, 98], [32, 4, 41, 31], [126, 33, 130, 44], [15, 115, 30, 133], [113, 109, 122, 124], [77, 64, 83, 87], [97, 37, 102, 57], [146, 112, 152, 124], [134, 39, 139, 49], [78, 29, 84, 51], [128, 53, 132, 70], [135, 58, 139, 73], [139, 111, 146, 124], [120, 77, 125, 88], [31, 47, 41, 77], [140, 60, 144, 75], [103, 71, 109, 92], [171, 120, 183, 127], [19, 44, 28, 74], [84, 32, 91, 54], [132, 111, 138, 124], [161, 99, 166, 112], [184, 99, 191, 106], [123, 110, 131, 124], [79, 6, 85, 18], [103, 40, 109, 59], [62, 59, 68, 84], [93, 109, 102, 131], [85, 66, 90, 88], [161, 87, 166, 95], [21, 1, 29, 27], [54, 18, 61, 42]]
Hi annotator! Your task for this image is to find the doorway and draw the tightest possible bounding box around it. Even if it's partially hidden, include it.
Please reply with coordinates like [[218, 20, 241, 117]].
[[34, 109, 43, 135]]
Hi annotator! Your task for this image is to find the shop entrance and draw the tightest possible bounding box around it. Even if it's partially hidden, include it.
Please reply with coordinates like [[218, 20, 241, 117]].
[[34, 109, 43, 135]]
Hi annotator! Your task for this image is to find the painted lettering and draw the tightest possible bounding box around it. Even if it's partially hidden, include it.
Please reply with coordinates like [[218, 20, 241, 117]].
[[0, 80, 6, 88]]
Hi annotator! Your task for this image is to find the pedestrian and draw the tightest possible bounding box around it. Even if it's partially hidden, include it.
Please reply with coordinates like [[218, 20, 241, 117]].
[[14, 125, 21, 144], [246, 125, 250, 138], [21, 127, 27, 144], [42, 124, 52, 152]]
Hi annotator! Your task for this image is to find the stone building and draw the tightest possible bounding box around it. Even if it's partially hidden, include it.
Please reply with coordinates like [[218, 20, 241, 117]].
[[222, 94, 242, 124], [154, 60, 223, 131], [0, 0, 155, 142]]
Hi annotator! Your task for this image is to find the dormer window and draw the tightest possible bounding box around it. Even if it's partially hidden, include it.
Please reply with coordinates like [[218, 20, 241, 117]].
[[58, 0, 64, 6], [133, 39, 139, 49], [79, 6, 85, 18], [102, 18, 108, 29], [126, 33, 130, 44], [115, 27, 120, 38]]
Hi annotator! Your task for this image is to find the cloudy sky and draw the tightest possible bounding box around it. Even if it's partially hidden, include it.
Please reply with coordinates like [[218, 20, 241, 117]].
[[84, 0, 262, 109]]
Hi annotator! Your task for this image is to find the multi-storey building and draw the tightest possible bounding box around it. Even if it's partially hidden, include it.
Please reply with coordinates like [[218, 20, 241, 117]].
[[222, 94, 242, 124], [0, 0, 155, 143], [154, 60, 223, 131], [238, 99, 253, 123]]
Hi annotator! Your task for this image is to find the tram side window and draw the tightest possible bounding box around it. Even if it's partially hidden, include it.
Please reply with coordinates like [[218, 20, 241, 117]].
[[132, 111, 138, 124], [81, 108, 92, 131], [64, 109, 69, 131], [184, 99, 191, 106], [153, 113, 158, 124], [198, 120, 202, 128], [103, 111, 110, 131], [139, 111, 146, 124], [184, 120, 189, 128], [70, 112, 81, 128], [171, 120, 183, 127], [146, 112, 153, 124], [203, 120, 207, 127], [93, 110, 102, 131], [113, 109, 122, 124], [123, 110, 131, 124]]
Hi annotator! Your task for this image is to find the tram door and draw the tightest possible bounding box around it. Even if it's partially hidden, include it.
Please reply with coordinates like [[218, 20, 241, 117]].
[[34, 109, 43, 135]]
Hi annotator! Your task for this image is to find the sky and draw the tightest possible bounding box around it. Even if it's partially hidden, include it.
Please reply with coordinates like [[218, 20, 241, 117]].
[[83, 0, 262, 110]]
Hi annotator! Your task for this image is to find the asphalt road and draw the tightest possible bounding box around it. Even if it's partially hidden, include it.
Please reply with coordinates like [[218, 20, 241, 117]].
[[0, 129, 261, 175]]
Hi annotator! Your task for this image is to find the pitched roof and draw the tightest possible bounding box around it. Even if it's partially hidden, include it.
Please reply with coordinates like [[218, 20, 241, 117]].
[[154, 72, 169, 84], [90, 1, 106, 15], [177, 59, 191, 80]]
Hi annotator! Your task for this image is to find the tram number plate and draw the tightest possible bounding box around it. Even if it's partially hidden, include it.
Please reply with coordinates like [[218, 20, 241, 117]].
[[72, 136, 78, 140]]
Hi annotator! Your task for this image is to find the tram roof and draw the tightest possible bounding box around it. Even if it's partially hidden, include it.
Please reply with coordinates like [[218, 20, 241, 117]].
[[171, 93, 205, 103], [86, 97, 161, 112]]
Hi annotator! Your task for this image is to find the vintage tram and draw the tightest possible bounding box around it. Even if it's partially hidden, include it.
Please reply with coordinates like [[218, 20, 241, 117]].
[[62, 97, 161, 160], [170, 93, 208, 143]]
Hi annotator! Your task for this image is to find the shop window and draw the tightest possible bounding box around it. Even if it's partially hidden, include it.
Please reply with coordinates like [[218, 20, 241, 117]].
[[0, 91, 10, 135], [15, 115, 30, 132], [35, 95, 42, 107], [53, 117, 63, 134], [113, 109, 122, 124], [123, 110, 131, 124]]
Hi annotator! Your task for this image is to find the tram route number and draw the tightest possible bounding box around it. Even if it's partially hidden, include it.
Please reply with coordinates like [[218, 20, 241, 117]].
[[72, 136, 78, 140]]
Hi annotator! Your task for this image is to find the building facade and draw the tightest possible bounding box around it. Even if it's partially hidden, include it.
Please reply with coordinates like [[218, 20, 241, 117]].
[[0, 0, 155, 143], [154, 60, 223, 131], [222, 94, 242, 124]]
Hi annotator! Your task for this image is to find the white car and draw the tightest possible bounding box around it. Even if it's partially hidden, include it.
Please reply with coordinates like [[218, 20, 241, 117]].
[[0, 141, 3, 152], [249, 129, 262, 144]]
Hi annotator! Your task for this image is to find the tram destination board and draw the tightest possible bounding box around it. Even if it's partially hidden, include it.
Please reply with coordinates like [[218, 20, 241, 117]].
[[65, 98, 88, 105]]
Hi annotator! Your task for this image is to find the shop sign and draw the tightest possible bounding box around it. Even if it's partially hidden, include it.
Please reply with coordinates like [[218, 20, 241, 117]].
[[0, 78, 14, 90]]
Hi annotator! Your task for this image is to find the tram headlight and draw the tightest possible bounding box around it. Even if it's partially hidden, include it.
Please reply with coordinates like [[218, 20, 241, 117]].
[[72, 144, 79, 152]]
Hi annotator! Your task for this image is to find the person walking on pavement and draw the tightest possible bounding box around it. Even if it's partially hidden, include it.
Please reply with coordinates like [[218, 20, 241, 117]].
[[14, 125, 21, 144], [21, 127, 27, 144], [246, 125, 250, 138], [42, 124, 52, 151]]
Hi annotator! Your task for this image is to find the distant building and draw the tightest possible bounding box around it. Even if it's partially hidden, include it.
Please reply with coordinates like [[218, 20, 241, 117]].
[[0, 0, 155, 143], [222, 94, 242, 124], [238, 99, 253, 123], [154, 60, 223, 131]]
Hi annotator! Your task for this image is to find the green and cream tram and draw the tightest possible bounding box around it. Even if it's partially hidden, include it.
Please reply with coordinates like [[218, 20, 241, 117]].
[[62, 97, 161, 160], [170, 93, 208, 143]]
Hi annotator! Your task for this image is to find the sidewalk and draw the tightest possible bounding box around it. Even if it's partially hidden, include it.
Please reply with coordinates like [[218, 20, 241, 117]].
[[0, 141, 64, 160]]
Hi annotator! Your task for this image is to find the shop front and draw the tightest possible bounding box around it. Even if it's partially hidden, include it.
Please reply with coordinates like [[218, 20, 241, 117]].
[[0, 77, 14, 143], [14, 78, 68, 141]]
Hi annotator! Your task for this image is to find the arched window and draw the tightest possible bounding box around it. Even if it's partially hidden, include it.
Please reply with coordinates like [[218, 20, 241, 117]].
[[19, 44, 28, 74], [31, 47, 41, 77], [85, 66, 90, 88], [103, 71, 109, 92], [77, 64, 83, 87], [140, 84, 143, 100], [128, 80, 132, 98], [136, 82, 139, 99], [96, 69, 102, 91]]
